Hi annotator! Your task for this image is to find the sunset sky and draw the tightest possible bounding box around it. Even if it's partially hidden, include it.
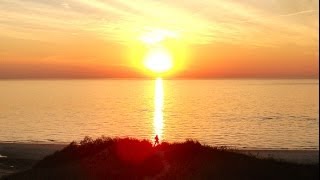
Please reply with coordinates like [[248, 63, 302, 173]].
[[0, 0, 318, 78]]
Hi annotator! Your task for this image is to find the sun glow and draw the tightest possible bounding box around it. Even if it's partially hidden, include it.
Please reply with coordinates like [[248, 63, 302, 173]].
[[129, 28, 187, 75], [144, 47, 173, 73]]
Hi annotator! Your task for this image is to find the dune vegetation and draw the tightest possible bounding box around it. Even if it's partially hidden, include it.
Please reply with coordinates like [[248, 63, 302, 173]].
[[3, 136, 318, 180]]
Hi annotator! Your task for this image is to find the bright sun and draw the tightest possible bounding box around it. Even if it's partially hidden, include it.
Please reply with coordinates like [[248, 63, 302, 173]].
[[140, 29, 176, 73], [144, 47, 173, 73]]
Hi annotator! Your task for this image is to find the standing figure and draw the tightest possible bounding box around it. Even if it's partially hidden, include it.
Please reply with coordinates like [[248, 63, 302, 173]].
[[154, 135, 159, 146]]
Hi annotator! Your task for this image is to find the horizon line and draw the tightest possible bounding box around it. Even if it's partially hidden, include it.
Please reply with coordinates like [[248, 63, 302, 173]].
[[0, 77, 318, 80]]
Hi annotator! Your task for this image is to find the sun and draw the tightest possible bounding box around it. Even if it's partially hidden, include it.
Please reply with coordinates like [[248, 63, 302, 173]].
[[144, 47, 173, 73], [138, 28, 180, 74]]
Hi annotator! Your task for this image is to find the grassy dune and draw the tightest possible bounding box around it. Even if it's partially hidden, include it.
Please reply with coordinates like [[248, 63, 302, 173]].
[[2, 137, 318, 180]]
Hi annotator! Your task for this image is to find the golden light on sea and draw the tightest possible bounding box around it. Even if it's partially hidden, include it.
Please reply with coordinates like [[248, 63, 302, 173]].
[[153, 77, 164, 141]]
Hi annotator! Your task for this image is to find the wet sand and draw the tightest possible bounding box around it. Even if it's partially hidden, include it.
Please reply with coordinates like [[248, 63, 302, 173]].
[[0, 143, 318, 178]]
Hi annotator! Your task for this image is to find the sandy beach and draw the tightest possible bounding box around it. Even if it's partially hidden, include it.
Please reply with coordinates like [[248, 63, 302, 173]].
[[0, 143, 65, 178], [234, 150, 319, 164], [0, 143, 318, 178]]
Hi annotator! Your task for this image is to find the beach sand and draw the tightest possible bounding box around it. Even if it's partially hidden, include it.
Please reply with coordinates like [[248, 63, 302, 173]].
[[234, 150, 319, 164], [0, 143, 65, 178], [0, 143, 318, 178]]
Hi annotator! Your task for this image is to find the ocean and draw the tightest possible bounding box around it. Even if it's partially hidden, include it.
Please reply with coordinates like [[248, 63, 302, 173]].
[[0, 79, 318, 150]]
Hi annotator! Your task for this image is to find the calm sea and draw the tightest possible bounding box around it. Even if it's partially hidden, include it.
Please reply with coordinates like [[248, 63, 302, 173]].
[[0, 79, 318, 150]]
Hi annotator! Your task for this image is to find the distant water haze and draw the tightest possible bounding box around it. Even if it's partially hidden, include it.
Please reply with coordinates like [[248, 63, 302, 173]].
[[0, 79, 318, 150]]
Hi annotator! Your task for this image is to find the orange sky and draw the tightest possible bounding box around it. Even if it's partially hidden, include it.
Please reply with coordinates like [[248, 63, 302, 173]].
[[0, 0, 318, 78]]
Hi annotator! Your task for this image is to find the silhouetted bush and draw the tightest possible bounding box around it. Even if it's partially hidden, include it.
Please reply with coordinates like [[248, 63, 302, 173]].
[[3, 137, 318, 180]]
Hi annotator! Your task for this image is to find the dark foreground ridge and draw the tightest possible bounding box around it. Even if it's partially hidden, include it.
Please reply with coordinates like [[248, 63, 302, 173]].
[[2, 137, 318, 180]]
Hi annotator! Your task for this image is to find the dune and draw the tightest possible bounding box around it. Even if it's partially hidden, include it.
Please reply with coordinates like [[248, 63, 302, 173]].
[[0, 137, 318, 180]]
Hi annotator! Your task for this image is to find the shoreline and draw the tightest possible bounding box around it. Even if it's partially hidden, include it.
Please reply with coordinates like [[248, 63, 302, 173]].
[[1, 142, 319, 178]]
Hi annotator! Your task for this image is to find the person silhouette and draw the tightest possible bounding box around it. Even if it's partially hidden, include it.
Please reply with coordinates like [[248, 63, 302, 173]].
[[154, 135, 159, 146]]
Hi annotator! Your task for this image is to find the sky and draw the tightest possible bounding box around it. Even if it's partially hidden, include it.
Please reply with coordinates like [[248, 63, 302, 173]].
[[0, 0, 318, 78]]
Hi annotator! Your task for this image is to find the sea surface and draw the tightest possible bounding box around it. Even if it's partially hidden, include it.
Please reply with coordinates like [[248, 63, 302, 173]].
[[0, 79, 318, 150]]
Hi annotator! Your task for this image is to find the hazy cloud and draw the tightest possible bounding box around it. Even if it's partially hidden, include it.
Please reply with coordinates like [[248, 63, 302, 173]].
[[0, 0, 318, 48]]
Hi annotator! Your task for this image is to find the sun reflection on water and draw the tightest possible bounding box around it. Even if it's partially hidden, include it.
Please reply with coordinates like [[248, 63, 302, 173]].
[[153, 77, 164, 141]]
